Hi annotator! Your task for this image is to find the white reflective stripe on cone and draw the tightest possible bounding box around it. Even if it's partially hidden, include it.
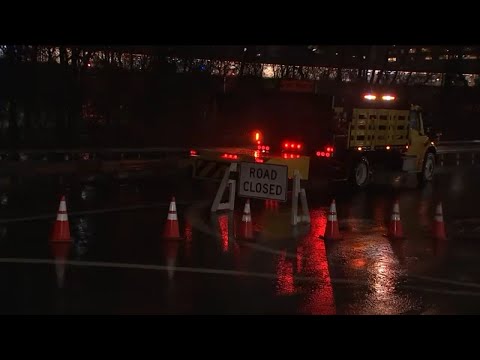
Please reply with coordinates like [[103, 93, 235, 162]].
[[169, 202, 177, 213], [391, 213, 401, 221], [167, 212, 178, 221], [244, 203, 251, 214], [242, 214, 251, 222], [435, 204, 443, 221], [59, 201, 67, 212], [327, 212, 337, 221], [57, 213, 68, 221], [393, 202, 400, 213], [330, 202, 337, 213]]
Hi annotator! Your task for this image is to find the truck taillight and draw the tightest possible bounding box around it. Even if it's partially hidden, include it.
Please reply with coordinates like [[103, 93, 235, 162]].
[[283, 153, 300, 159], [315, 146, 334, 157], [222, 153, 238, 160], [190, 150, 198, 157], [283, 141, 303, 152]]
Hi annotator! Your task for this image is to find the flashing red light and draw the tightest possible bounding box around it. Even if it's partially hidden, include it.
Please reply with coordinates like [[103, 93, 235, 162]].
[[190, 150, 197, 156], [284, 143, 289, 148], [316, 151, 321, 156], [290, 144, 295, 149], [257, 145, 262, 149], [222, 153, 238, 160], [255, 158, 264, 163], [320, 152, 325, 157], [297, 144, 301, 149], [283, 153, 300, 159], [325, 152, 331, 158], [257, 140, 261, 145], [266, 146, 270, 151], [261, 145, 266, 150]]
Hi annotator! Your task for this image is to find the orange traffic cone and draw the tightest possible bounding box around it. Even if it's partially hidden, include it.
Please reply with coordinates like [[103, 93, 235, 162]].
[[321, 199, 342, 240], [387, 200, 404, 239], [164, 196, 181, 239], [433, 202, 447, 241], [50, 242, 71, 289], [239, 199, 254, 240], [50, 195, 71, 243]]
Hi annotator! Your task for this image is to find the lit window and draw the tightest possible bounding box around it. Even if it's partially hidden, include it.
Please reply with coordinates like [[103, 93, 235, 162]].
[[421, 48, 430, 53], [439, 55, 448, 60], [409, 48, 416, 54], [425, 56, 433, 60], [388, 57, 397, 62]]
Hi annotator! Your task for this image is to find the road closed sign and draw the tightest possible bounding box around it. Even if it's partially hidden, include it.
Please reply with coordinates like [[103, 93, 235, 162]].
[[238, 162, 288, 202]]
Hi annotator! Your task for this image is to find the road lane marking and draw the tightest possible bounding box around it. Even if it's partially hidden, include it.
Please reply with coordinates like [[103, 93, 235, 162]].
[[1, 257, 480, 299]]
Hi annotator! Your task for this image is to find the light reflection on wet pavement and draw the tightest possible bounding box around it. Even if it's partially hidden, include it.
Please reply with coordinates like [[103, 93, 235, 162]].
[[1, 169, 480, 314]]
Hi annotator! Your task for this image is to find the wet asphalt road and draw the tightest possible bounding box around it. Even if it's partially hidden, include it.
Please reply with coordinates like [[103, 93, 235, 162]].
[[1, 168, 480, 314]]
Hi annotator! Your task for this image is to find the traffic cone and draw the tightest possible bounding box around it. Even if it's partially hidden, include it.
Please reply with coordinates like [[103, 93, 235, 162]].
[[433, 202, 447, 241], [164, 196, 181, 239], [50, 242, 71, 289], [50, 195, 71, 243], [239, 199, 254, 240], [321, 199, 342, 240], [387, 200, 404, 239]]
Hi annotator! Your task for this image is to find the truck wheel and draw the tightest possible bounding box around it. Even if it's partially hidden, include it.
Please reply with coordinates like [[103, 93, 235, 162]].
[[350, 157, 370, 188], [417, 152, 435, 185]]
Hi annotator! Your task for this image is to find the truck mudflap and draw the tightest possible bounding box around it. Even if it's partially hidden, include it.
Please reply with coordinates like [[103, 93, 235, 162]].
[[402, 155, 418, 173]]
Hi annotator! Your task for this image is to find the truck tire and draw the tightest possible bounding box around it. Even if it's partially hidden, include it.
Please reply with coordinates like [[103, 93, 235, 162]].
[[417, 152, 435, 186], [349, 157, 371, 189]]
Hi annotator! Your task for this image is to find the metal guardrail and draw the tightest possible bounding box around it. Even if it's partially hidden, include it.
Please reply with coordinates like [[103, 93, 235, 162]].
[[0, 147, 188, 154], [438, 140, 480, 145], [436, 140, 480, 167], [0, 147, 189, 162], [437, 140, 480, 154]]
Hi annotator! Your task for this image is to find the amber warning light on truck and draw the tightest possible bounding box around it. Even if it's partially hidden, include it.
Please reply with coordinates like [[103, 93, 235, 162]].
[[363, 94, 396, 101]]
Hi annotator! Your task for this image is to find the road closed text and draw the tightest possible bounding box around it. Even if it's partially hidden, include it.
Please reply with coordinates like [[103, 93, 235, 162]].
[[238, 162, 288, 201]]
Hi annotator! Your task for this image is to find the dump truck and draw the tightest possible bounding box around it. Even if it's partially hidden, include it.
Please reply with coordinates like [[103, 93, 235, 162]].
[[317, 91, 438, 187], [189, 85, 438, 188]]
